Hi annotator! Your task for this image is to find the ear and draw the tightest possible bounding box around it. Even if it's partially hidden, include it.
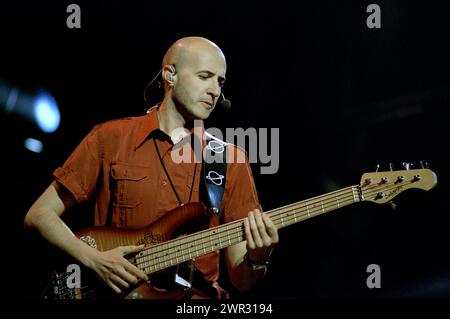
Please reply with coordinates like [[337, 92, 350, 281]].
[[162, 64, 177, 85]]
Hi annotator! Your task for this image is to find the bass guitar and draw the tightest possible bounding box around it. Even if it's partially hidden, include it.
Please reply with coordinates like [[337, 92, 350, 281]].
[[43, 168, 437, 299]]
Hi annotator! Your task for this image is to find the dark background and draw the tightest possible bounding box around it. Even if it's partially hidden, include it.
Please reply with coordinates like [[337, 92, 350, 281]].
[[0, 0, 449, 300]]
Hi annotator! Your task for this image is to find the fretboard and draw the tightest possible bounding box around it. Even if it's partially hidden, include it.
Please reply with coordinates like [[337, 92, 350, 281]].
[[135, 185, 361, 275]]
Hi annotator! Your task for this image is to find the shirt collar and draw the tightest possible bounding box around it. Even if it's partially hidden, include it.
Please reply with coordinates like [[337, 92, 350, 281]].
[[134, 106, 160, 150], [134, 105, 206, 150]]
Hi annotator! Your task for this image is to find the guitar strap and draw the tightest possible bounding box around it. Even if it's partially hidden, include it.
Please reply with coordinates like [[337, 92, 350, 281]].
[[201, 132, 228, 219], [175, 132, 229, 299]]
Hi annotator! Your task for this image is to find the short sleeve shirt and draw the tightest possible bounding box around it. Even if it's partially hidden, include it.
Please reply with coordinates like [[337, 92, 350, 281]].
[[53, 107, 261, 282]]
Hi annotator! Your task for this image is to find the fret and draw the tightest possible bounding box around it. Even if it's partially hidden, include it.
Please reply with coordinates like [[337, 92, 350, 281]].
[[189, 233, 198, 259], [175, 243, 180, 264], [237, 222, 243, 242], [202, 235, 207, 255], [167, 242, 174, 266], [209, 229, 215, 253], [352, 187, 357, 202]]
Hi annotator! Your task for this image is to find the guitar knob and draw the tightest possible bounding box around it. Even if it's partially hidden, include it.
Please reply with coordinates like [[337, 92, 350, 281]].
[[402, 162, 410, 170]]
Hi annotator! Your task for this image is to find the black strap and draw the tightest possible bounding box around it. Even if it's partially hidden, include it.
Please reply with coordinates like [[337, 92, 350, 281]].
[[202, 134, 227, 218]]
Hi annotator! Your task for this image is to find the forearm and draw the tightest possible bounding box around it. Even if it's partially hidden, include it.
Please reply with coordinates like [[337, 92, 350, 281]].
[[226, 211, 278, 292], [25, 206, 96, 266], [225, 242, 268, 292], [228, 253, 267, 292], [24, 183, 96, 267]]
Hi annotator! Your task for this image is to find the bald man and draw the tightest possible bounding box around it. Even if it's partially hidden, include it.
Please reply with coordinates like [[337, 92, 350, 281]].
[[25, 37, 278, 299]]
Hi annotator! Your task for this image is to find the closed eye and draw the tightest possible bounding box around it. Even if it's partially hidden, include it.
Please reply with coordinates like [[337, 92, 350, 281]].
[[198, 71, 226, 87]]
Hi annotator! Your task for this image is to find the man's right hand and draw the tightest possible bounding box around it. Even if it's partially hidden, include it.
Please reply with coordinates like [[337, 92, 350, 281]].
[[83, 244, 149, 294]]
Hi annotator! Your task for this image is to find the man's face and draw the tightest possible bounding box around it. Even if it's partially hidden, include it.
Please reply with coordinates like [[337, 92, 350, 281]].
[[171, 49, 226, 120]]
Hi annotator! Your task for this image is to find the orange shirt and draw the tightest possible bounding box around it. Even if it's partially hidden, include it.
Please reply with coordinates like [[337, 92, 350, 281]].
[[53, 107, 261, 287]]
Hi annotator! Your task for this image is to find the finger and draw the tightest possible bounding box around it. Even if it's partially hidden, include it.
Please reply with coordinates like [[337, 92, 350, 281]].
[[124, 263, 148, 282], [115, 267, 140, 286], [106, 280, 122, 295], [255, 211, 272, 247], [262, 213, 279, 244], [117, 244, 145, 256], [249, 211, 263, 248], [244, 217, 255, 250], [110, 273, 130, 290], [258, 225, 273, 248]]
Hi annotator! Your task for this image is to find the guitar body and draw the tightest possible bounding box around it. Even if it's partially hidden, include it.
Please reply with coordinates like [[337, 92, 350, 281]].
[[44, 202, 213, 299]]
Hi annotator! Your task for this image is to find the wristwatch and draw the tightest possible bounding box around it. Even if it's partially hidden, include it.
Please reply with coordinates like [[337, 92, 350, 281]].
[[244, 252, 270, 271]]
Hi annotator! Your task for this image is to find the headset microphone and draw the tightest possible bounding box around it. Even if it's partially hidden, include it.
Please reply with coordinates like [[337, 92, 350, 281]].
[[220, 92, 232, 109], [144, 69, 162, 111], [144, 69, 232, 111]]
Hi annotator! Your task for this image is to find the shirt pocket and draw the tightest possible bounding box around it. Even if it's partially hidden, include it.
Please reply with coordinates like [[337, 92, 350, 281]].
[[111, 163, 149, 210]]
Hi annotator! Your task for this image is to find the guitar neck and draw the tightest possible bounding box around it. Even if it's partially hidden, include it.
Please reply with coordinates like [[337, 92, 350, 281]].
[[135, 185, 362, 275]]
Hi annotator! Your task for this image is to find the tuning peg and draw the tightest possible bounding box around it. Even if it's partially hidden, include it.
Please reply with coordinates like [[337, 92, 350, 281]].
[[375, 164, 380, 172], [389, 163, 394, 171], [420, 161, 430, 169], [402, 162, 410, 170]]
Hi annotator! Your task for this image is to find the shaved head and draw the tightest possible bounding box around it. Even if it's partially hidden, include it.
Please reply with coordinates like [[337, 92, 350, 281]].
[[162, 37, 226, 71], [158, 36, 227, 122]]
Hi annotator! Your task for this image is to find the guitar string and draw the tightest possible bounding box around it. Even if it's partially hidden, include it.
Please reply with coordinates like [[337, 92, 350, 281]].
[[137, 175, 413, 264], [134, 187, 373, 271], [136, 176, 422, 268], [133, 186, 356, 261], [133, 182, 393, 270], [134, 180, 417, 272], [135, 183, 363, 261], [135, 196, 357, 272]]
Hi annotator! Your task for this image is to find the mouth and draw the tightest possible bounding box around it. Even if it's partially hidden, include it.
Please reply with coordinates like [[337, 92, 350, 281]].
[[200, 101, 213, 109]]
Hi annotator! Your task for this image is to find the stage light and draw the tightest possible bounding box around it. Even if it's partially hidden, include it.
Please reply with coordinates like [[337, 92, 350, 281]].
[[33, 92, 60, 133], [0, 80, 61, 133], [24, 137, 43, 153]]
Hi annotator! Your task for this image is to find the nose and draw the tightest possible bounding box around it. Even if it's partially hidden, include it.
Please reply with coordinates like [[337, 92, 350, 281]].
[[207, 81, 221, 101]]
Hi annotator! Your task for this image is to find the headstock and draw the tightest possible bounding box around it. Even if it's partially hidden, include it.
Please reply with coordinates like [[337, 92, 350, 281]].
[[360, 168, 437, 204]]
